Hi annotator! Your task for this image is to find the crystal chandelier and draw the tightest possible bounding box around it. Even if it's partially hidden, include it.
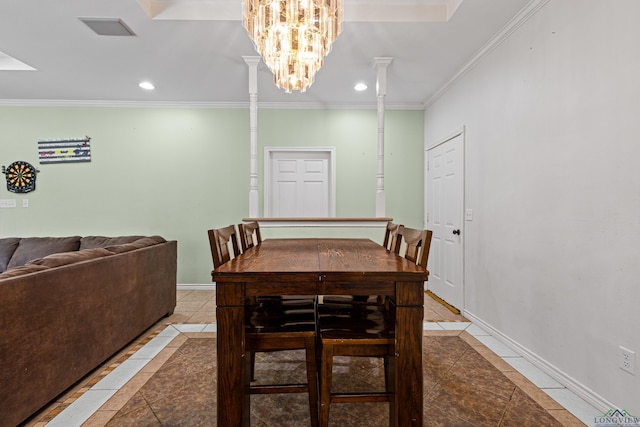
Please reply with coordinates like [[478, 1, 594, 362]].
[[244, 0, 342, 93]]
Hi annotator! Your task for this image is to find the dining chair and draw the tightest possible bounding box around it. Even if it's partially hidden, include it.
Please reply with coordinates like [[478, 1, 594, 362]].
[[322, 221, 403, 307], [208, 225, 320, 427], [208, 225, 240, 271], [238, 220, 262, 252], [382, 220, 402, 252], [393, 225, 432, 268], [238, 221, 317, 306], [316, 225, 432, 427]]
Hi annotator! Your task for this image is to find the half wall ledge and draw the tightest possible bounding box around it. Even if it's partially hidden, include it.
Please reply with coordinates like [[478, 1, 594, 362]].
[[242, 218, 393, 228]]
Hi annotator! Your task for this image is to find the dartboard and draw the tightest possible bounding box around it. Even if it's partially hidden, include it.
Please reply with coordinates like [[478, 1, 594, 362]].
[[3, 161, 37, 193]]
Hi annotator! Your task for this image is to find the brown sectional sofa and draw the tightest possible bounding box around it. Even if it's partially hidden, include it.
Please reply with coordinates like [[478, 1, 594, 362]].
[[0, 235, 177, 427]]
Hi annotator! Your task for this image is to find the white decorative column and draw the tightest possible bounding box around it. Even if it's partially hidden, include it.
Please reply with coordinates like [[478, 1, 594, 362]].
[[374, 57, 393, 218], [243, 56, 261, 218]]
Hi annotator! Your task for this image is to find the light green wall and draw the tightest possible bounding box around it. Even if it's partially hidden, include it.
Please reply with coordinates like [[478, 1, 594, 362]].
[[0, 106, 424, 283]]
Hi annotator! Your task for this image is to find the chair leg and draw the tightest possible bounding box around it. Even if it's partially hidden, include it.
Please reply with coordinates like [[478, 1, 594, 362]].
[[249, 350, 256, 381], [383, 355, 390, 392], [243, 347, 253, 422], [384, 355, 396, 427], [305, 336, 320, 427], [319, 342, 333, 427]]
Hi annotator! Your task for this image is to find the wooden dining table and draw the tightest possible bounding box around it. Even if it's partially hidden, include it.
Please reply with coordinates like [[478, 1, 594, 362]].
[[212, 238, 429, 427]]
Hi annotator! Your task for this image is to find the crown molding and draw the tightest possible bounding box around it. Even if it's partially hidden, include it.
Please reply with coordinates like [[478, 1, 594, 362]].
[[424, 0, 550, 108], [257, 102, 424, 110], [0, 99, 247, 109], [137, 0, 462, 23], [0, 99, 425, 111]]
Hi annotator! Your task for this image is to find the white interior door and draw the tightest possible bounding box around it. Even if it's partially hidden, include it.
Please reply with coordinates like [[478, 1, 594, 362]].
[[426, 131, 464, 310], [266, 148, 335, 217]]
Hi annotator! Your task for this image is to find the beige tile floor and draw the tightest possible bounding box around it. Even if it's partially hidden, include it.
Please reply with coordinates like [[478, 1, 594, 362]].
[[24, 290, 593, 426]]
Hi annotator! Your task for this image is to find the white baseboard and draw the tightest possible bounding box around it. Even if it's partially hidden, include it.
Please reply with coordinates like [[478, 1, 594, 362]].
[[463, 310, 614, 413], [177, 283, 215, 291]]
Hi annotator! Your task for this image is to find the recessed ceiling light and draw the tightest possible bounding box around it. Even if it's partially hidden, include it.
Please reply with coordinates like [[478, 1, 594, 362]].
[[139, 81, 155, 90], [354, 82, 368, 91]]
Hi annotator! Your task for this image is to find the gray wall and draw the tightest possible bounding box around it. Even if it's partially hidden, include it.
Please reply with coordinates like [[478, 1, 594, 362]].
[[425, 0, 640, 413]]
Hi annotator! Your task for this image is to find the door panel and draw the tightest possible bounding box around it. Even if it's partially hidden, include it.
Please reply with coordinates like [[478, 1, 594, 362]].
[[275, 181, 296, 217], [302, 159, 328, 216]]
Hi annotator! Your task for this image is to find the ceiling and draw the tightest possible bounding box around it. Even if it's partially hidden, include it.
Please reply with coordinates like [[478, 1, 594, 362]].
[[0, 0, 532, 108]]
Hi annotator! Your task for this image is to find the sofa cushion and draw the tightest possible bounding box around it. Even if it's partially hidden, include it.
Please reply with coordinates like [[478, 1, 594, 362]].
[[28, 248, 114, 268], [7, 236, 81, 269], [79, 236, 145, 250], [104, 236, 167, 253], [0, 238, 21, 273], [0, 264, 51, 279]]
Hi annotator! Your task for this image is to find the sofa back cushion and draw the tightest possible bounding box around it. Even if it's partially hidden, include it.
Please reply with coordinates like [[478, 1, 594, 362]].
[[28, 247, 114, 268], [7, 236, 81, 269], [0, 238, 21, 273], [0, 264, 51, 279], [79, 236, 144, 250], [103, 236, 167, 253]]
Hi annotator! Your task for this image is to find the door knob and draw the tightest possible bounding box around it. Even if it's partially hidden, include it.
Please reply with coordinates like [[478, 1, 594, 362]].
[[452, 229, 461, 235]]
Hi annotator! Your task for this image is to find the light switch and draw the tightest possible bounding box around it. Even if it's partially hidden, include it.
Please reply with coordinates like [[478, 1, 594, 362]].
[[465, 209, 473, 221], [22, 199, 29, 208]]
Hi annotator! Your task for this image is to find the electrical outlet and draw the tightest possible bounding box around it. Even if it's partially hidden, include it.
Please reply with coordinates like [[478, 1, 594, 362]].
[[620, 346, 635, 375], [0, 199, 17, 208]]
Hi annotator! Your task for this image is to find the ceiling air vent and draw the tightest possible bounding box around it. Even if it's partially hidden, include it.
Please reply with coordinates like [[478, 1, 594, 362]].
[[79, 18, 135, 36]]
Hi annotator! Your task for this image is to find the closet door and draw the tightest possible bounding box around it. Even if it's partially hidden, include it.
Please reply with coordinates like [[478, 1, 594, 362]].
[[266, 148, 335, 217], [426, 131, 464, 311]]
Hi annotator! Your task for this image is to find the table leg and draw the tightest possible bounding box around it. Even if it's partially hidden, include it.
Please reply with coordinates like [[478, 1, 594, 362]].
[[393, 282, 424, 427], [217, 283, 249, 427]]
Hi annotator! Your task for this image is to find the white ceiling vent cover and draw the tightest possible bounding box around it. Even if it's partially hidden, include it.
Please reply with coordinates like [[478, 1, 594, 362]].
[[80, 18, 135, 36]]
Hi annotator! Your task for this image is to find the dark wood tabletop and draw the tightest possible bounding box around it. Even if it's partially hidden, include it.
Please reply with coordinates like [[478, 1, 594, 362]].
[[212, 238, 428, 426]]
